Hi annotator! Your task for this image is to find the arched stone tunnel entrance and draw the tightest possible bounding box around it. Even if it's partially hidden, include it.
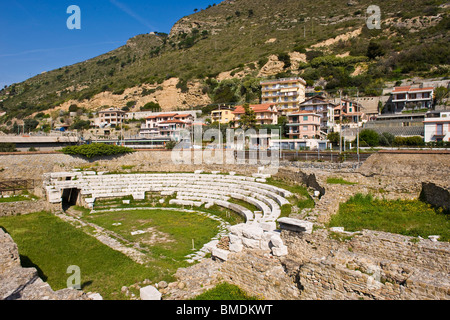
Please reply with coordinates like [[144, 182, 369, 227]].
[[61, 188, 81, 211]]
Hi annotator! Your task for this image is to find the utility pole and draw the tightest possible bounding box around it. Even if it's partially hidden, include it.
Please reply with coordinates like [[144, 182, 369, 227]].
[[339, 90, 342, 155], [356, 90, 360, 166]]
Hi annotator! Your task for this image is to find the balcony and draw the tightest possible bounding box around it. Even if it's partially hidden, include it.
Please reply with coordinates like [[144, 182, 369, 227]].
[[261, 77, 305, 84]]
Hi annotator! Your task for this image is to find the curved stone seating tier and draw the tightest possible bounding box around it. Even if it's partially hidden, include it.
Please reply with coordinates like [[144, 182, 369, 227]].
[[44, 172, 293, 224]]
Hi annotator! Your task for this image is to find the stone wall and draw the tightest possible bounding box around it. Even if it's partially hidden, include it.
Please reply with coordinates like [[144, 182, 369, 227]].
[[202, 228, 450, 300], [357, 152, 450, 186], [280, 228, 450, 300], [420, 182, 450, 213], [0, 200, 61, 218]]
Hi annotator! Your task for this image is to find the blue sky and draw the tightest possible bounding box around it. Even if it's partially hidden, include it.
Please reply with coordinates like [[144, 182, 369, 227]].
[[0, 0, 218, 88]]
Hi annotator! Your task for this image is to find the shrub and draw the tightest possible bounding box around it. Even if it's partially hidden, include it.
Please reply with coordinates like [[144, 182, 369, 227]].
[[61, 143, 135, 159], [0, 143, 17, 152], [393, 136, 424, 147], [358, 129, 379, 147], [378, 132, 395, 146]]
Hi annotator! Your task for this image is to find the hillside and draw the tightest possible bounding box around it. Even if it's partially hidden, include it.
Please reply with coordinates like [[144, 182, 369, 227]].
[[0, 0, 449, 123]]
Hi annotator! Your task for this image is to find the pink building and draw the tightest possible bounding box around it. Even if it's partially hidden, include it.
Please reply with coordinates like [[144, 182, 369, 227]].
[[287, 111, 322, 139], [140, 113, 194, 138]]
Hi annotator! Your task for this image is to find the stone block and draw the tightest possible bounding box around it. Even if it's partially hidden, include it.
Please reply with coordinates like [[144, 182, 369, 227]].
[[272, 245, 288, 257], [229, 242, 243, 253], [277, 217, 313, 234], [242, 237, 261, 249], [229, 234, 242, 245], [212, 248, 230, 261], [270, 234, 284, 248], [229, 224, 246, 237], [241, 225, 264, 240], [259, 221, 277, 232], [140, 286, 162, 300]]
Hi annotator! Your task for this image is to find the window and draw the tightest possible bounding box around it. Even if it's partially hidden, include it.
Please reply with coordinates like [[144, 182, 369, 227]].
[[303, 126, 308, 131], [303, 116, 308, 121]]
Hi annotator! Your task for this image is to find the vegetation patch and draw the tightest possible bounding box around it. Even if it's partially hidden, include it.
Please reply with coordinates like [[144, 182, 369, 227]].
[[192, 282, 258, 300], [328, 194, 449, 241], [266, 178, 315, 211], [61, 143, 135, 159], [0, 191, 38, 203], [326, 177, 357, 185]]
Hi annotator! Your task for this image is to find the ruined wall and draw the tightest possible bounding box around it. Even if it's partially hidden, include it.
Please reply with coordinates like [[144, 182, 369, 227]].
[[0, 200, 61, 218], [357, 152, 450, 186], [281, 229, 450, 300], [420, 182, 450, 213], [212, 228, 450, 300]]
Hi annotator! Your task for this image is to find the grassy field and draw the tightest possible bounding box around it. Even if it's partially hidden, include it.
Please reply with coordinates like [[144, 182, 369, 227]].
[[0, 208, 223, 300], [328, 194, 450, 241], [84, 208, 221, 263], [0, 212, 152, 300]]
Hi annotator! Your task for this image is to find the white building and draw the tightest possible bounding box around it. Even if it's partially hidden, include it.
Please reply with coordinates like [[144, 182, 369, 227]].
[[391, 86, 434, 113], [423, 111, 450, 143], [260, 77, 307, 116]]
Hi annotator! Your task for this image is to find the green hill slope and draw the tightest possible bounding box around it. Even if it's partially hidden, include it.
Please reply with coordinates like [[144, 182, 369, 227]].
[[0, 0, 448, 121]]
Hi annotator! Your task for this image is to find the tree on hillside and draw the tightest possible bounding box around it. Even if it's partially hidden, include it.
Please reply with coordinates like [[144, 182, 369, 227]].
[[358, 129, 379, 147], [367, 40, 385, 60], [141, 102, 162, 112], [239, 104, 256, 130]]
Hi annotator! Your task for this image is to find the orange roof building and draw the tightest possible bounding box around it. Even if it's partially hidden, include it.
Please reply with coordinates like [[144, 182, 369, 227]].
[[231, 104, 278, 127], [391, 86, 434, 113]]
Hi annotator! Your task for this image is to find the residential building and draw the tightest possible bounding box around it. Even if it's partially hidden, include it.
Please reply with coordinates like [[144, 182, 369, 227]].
[[126, 110, 199, 121], [270, 138, 330, 151], [390, 86, 434, 113], [96, 108, 126, 127], [140, 113, 194, 140], [231, 104, 278, 128], [260, 77, 307, 115], [298, 95, 336, 133], [333, 98, 365, 127], [363, 112, 426, 137], [286, 111, 322, 139], [211, 106, 235, 124], [423, 111, 450, 143]]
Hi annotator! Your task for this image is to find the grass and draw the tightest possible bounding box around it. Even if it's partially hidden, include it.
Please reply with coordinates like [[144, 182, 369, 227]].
[[326, 177, 357, 185], [84, 209, 221, 262], [0, 191, 39, 203], [328, 194, 450, 242], [0, 208, 224, 300], [192, 282, 259, 300], [266, 178, 315, 211], [0, 212, 151, 300]]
